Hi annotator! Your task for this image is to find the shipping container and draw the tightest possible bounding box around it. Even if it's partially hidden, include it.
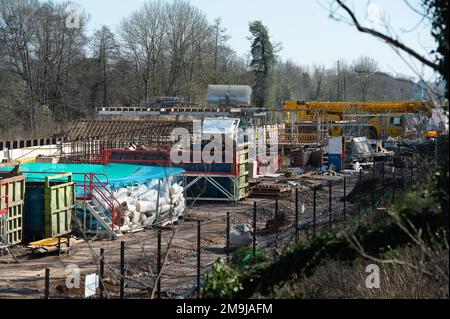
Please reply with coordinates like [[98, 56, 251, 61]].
[[0, 174, 25, 245]]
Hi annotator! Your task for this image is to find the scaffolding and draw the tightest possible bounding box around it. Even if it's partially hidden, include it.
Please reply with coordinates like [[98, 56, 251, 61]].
[[279, 108, 333, 147], [95, 105, 267, 125], [57, 118, 252, 202], [59, 119, 194, 163]]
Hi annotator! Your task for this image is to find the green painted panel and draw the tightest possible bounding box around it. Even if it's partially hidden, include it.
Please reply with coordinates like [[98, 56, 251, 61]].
[[0, 175, 25, 245], [238, 163, 249, 176], [238, 175, 249, 187], [238, 186, 250, 200], [43, 173, 75, 238]]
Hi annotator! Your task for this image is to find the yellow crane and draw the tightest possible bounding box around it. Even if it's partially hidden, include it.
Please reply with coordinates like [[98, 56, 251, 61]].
[[283, 100, 433, 140]]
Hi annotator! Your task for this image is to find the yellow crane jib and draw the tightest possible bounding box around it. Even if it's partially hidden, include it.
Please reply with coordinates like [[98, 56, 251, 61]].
[[283, 100, 433, 140], [283, 100, 432, 115]]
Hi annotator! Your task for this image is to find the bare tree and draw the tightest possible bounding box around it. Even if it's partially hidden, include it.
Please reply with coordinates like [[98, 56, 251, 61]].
[[0, 0, 88, 130], [311, 65, 326, 100], [211, 17, 230, 84], [352, 56, 378, 101], [0, 0, 40, 130], [120, 0, 167, 101], [165, 0, 209, 97], [332, 0, 439, 72], [92, 25, 120, 108]]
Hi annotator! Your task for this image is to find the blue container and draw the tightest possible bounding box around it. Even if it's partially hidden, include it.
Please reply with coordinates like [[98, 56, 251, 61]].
[[180, 162, 233, 173], [24, 184, 45, 242], [185, 175, 233, 200], [328, 154, 342, 172]]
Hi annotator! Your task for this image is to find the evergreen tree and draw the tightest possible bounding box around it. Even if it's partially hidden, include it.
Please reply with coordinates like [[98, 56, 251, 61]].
[[422, 0, 448, 99], [249, 21, 276, 107]]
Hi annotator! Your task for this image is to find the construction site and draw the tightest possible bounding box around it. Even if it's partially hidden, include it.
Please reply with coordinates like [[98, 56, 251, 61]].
[[0, 82, 448, 299]]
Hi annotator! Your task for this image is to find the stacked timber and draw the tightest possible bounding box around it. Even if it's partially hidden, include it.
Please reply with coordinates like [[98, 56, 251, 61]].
[[251, 182, 291, 198]]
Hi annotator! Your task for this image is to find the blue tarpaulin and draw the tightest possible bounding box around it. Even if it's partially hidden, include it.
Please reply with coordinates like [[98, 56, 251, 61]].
[[0, 163, 184, 188]]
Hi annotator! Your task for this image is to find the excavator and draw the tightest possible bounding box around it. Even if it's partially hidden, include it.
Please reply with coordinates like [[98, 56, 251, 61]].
[[283, 100, 434, 140]]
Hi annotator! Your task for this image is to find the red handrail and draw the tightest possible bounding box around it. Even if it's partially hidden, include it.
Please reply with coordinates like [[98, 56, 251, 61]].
[[79, 182, 114, 227], [76, 173, 122, 232], [90, 173, 122, 229], [0, 181, 8, 215]]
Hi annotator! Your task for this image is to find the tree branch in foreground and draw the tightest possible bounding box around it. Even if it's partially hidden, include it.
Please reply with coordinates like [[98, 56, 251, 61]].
[[335, 0, 440, 72]]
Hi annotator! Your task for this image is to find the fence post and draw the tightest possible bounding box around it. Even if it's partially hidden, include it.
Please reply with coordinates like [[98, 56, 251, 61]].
[[100, 248, 104, 299], [197, 221, 201, 299], [253, 202, 257, 259], [434, 139, 438, 168], [392, 168, 396, 204], [359, 169, 362, 215], [343, 176, 347, 221], [274, 198, 279, 248], [359, 167, 363, 183], [373, 162, 376, 180], [328, 182, 332, 227], [401, 165, 405, 194], [157, 230, 161, 299], [313, 187, 317, 237], [226, 212, 230, 262], [380, 163, 384, 205], [155, 179, 161, 225], [371, 163, 375, 211], [410, 159, 413, 184], [416, 156, 419, 179], [295, 188, 299, 241], [120, 241, 125, 299], [44, 268, 50, 299]]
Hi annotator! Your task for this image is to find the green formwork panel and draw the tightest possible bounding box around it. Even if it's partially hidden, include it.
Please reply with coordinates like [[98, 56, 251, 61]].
[[237, 149, 249, 165], [44, 174, 75, 238], [238, 186, 250, 200], [6, 204, 23, 245], [0, 174, 25, 245], [1, 175, 25, 211], [238, 175, 249, 187], [235, 143, 250, 164], [230, 174, 250, 201], [238, 163, 249, 176]]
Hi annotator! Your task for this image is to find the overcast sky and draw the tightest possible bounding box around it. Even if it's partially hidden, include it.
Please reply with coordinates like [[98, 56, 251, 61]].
[[63, 0, 438, 81]]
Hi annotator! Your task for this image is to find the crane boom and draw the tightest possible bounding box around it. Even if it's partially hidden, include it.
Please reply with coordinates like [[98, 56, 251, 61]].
[[283, 100, 433, 116]]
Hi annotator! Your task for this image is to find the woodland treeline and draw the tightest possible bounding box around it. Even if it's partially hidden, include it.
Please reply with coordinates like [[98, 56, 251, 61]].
[[0, 0, 421, 138]]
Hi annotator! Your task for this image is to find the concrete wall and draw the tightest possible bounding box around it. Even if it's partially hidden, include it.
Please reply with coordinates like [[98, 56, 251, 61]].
[[0, 144, 72, 163]]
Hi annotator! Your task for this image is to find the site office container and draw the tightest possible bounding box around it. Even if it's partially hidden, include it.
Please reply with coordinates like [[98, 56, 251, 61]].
[[24, 173, 75, 242], [0, 174, 25, 245]]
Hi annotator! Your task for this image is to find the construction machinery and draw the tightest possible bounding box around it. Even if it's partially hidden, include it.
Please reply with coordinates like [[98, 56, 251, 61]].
[[283, 100, 433, 142]]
